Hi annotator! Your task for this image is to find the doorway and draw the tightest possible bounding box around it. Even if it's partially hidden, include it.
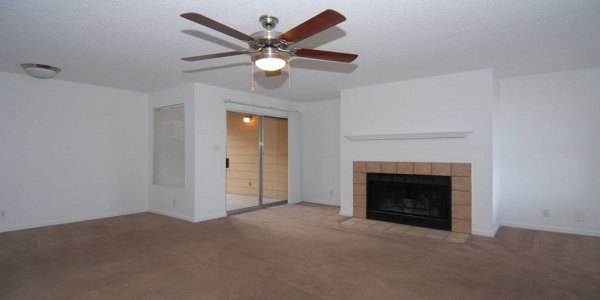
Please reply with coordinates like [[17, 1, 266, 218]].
[[226, 111, 288, 213]]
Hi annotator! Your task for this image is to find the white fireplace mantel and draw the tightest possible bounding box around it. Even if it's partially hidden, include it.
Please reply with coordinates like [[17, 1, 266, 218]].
[[344, 131, 473, 141]]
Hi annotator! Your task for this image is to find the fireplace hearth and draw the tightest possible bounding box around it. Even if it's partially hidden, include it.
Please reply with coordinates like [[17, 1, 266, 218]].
[[367, 173, 451, 230]]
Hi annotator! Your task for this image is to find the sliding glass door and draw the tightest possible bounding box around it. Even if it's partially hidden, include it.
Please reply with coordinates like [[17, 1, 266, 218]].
[[226, 111, 260, 211], [226, 111, 288, 213], [262, 116, 288, 205]]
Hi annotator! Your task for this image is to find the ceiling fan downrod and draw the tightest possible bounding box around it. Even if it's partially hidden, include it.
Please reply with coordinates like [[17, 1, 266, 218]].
[[259, 15, 278, 30]]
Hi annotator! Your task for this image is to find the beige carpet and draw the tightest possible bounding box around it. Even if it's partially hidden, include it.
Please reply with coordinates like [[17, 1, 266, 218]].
[[1, 203, 599, 299]]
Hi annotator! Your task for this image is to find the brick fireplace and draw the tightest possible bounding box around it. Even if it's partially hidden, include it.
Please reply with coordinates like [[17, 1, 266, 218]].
[[353, 161, 472, 234]]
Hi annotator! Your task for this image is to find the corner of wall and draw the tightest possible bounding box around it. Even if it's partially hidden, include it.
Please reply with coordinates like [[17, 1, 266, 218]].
[[0, 71, 150, 231], [300, 99, 341, 206], [288, 111, 303, 203], [496, 67, 600, 236], [492, 68, 502, 230]]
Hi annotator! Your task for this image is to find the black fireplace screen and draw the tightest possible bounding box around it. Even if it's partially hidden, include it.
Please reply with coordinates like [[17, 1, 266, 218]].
[[367, 173, 451, 230]]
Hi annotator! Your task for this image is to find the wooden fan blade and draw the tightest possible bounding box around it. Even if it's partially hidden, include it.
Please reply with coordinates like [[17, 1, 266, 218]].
[[293, 49, 358, 63], [181, 50, 249, 61], [181, 13, 254, 42], [281, 9, 346, 43], [265, 70, 282, 77]]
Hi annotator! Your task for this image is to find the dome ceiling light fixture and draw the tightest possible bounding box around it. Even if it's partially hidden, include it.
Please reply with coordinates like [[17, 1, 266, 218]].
[[180, 9, 357, 75], [252, 47, 287, 72], [20, 63, 61, 79]]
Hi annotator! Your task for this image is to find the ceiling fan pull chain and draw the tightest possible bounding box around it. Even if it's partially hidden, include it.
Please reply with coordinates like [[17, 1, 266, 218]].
[[251, 63, 255, 92], [288, 62, 291, 90]]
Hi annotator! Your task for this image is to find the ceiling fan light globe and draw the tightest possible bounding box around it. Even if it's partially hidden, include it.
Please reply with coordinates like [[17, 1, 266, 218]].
[[255, 57, 286, 71], [21, 63, 61, 79]]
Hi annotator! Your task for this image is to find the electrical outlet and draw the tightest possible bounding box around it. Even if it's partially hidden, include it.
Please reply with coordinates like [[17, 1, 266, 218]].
[[329, 190, 334, 196], [541, 209, 550, 218], [575, 213, 585, 222], [172, 199, 177, 207], [248, 181, 252, 186], [0, 210, 6, 218]]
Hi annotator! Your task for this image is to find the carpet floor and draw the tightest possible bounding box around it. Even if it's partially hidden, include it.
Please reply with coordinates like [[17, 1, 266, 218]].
[[1, 203, 599, 299]]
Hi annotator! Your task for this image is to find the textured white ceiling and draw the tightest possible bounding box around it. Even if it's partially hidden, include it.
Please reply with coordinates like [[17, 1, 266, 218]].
[[1, 0, 599, 102]]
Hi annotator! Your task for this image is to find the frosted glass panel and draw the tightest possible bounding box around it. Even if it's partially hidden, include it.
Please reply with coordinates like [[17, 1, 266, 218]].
[[153, 105, 184, 186]]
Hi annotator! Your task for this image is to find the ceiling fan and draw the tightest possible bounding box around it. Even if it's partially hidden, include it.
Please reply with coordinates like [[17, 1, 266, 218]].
[[180, 9, 358, 76]]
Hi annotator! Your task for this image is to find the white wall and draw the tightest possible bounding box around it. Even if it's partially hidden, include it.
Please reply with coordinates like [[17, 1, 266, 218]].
[[497, 67, 600, 236], [148, 84, 196, 221], [301, 99, 340, 205], [340, 69, 496, 236], [0, 72, 149, 232]]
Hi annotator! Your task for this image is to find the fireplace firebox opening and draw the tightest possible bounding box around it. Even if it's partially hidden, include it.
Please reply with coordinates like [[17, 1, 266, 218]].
[[367, 173, 452, 230]]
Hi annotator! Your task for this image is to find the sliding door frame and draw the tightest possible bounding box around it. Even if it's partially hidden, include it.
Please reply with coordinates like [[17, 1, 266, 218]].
[[226, 110, 288, 215]]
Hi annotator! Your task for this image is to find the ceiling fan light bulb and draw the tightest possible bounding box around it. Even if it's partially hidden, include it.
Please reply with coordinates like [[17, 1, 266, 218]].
[[255, 57, 286, 71]]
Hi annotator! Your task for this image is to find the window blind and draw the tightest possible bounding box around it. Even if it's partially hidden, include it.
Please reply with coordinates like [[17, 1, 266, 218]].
[[153, 104, 185, 187]]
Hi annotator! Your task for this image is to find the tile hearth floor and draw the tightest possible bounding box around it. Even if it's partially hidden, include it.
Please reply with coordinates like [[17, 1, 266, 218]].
[[340, 218, 470, 243]]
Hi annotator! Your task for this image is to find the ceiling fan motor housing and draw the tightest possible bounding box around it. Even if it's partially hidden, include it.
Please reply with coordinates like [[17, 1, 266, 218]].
[[249, 30, 285, 50]]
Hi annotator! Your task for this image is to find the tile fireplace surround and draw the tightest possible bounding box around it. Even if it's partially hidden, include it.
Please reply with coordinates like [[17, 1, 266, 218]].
[[353, 161, 472, 234]]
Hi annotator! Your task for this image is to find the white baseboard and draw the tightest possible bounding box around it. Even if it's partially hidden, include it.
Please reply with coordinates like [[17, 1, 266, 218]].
[[149, 209, 227, 223], [471, 223, 501, 237], [194, 212, 227, 222], [0, 208, 147, 233], [500, 221, 600, 237], [339, 209, 353, 217], [148, 208, 195, 222], [303, 199, 340, 206]]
